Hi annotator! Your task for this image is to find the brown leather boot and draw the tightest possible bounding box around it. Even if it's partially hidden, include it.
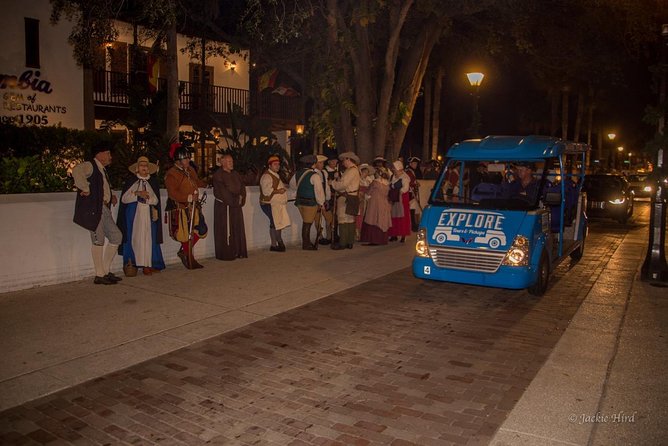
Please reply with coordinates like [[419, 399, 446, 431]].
[[189, 254, 204, 269]]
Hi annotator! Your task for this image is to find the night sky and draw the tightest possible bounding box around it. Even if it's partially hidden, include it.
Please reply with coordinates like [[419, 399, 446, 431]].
[[402, 45, 658, 160]]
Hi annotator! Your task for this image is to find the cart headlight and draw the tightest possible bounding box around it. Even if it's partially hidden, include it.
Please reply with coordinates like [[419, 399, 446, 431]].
[[608, 197, 625, 205], [502, 235, 529, 266], [416, 228, 429, 258]]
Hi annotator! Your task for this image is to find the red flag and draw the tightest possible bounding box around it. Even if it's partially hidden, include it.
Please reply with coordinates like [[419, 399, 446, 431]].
[[258, 69, 278, 91], [147, 56, 159, 93], [272, 85, 300, 97]]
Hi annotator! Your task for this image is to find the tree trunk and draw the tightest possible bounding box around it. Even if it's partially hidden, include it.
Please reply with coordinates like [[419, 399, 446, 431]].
[[422, 73, 432, 162], [596, 127, 603, 168], [561, 87, 569, 140], [373, 0, 414, 160], [352, 17, 375, 162], [431, 66, 444, 161], [573, 89, 584, 142], [388, 16, 442, 160], [200, 35, 207, 177], [326, 0, 355, 154], [82, 67, 95, 130], [550, 88, 559, 136], [338, 65, 356, 153], [586, 86, 595, 169], [166, 24, 179, 144]]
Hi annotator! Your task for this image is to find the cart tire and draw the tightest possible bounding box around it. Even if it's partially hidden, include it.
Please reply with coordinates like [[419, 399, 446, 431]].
[[528, 251, 549, 296], [570, 226, 586, 261]]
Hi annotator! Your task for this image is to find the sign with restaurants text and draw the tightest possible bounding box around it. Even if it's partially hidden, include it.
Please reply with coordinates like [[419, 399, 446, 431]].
[[0, 69, 69, 126]]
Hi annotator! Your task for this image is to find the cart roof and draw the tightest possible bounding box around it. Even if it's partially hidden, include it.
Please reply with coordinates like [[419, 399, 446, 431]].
[[446, 135, 589, 161]]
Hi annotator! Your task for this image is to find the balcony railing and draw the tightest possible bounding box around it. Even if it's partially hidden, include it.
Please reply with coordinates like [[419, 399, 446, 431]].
[[93, 70, 248, 115], [93, 70, 302, 125]]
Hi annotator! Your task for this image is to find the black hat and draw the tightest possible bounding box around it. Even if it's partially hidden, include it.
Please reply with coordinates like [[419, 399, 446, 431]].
[[514, 161, 536, 169], [91, 141, 112, 157], [299, 154, 317, 165], [408, 156, 421, 164]]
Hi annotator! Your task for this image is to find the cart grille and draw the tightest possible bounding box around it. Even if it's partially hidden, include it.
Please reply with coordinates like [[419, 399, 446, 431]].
[[428, 246, 506, 273]]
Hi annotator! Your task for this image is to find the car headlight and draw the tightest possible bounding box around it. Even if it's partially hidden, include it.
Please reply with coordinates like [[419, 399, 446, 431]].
[[643, 186, 652, 192], [415, 228, 429, 258], [608, 197, 625, 205], [502, 235, 529, 266]]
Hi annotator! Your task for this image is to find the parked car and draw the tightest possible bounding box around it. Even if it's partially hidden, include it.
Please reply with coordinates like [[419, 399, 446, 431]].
[[627, 173, 652, 198], [584, 174, 634, 223]]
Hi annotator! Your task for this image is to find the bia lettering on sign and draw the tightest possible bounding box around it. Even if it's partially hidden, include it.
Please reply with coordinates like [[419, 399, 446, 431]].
[[0, 70, 53, 94]]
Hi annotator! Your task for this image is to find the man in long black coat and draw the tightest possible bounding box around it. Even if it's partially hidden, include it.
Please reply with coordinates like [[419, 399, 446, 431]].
[[212, 154, 248, 260]]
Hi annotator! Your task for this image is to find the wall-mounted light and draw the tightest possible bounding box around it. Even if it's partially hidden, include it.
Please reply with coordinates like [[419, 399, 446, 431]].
[[212, 128, 221, 138], [295, 123, 305, 135], [227, 61, 237, 71]]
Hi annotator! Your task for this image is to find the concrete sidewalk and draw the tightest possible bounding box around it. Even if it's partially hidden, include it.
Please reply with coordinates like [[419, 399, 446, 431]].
[[0, 239, 416, 412], [491, 206, 668, 445], [1, 204, 666, 445]]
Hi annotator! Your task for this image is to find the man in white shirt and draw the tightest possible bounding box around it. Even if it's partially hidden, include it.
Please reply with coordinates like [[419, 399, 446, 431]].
[[72, 143, 123, 285]]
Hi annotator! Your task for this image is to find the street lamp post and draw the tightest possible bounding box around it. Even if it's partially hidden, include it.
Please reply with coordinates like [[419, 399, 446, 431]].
[[466, 72, 484, 138], [617, 146, 624, 171]]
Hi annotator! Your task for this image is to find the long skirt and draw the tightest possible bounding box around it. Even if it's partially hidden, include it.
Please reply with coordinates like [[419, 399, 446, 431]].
[[214, 201, 248, 261], [122, 202, 165, 270], [388, 192, 411, 237], [360, 223, 388, 245]]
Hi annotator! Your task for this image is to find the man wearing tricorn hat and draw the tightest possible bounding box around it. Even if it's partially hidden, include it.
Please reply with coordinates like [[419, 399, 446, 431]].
[[72, 142, 123, 285], [165, 143, 208, 269], [292, 154, 327, 250], [330, 151, 361, 250], [117, 156, 165, 275]]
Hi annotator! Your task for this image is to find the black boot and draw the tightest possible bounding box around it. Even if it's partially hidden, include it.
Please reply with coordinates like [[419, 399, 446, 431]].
[[302, 223, 316, 250]]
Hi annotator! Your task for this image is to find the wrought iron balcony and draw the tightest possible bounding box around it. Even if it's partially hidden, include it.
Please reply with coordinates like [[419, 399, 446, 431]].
[[92, 70, 302, 126]]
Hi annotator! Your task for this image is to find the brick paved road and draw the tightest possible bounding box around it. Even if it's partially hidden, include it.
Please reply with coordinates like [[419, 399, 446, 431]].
[[0, 208, 645, 446]]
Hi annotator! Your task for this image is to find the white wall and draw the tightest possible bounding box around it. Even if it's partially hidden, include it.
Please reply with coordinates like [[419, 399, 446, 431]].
[[0, 180, 437, 293], [0, 188, 303, 293], [0, 0, 84, 129]]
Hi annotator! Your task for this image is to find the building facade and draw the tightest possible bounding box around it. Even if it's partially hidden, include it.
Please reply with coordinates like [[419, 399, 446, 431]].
[[1, 0, 302, 170]]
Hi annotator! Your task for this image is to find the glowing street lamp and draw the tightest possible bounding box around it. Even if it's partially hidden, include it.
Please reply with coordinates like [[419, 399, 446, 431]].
[[466, 72, 485, 137], [466, 72, 485, 87], [617, 146, 624, 171]]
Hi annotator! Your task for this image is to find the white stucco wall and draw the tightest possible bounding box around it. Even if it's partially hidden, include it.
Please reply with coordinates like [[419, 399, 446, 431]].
[[0, 188, 303, 293], [0, 180, 436, 294], [0, 0, 84, 129]]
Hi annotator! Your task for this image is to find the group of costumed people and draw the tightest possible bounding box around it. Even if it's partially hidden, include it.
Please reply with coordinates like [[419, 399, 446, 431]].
[[72, 141, 421, 285], [287, 152, 422, 250]]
